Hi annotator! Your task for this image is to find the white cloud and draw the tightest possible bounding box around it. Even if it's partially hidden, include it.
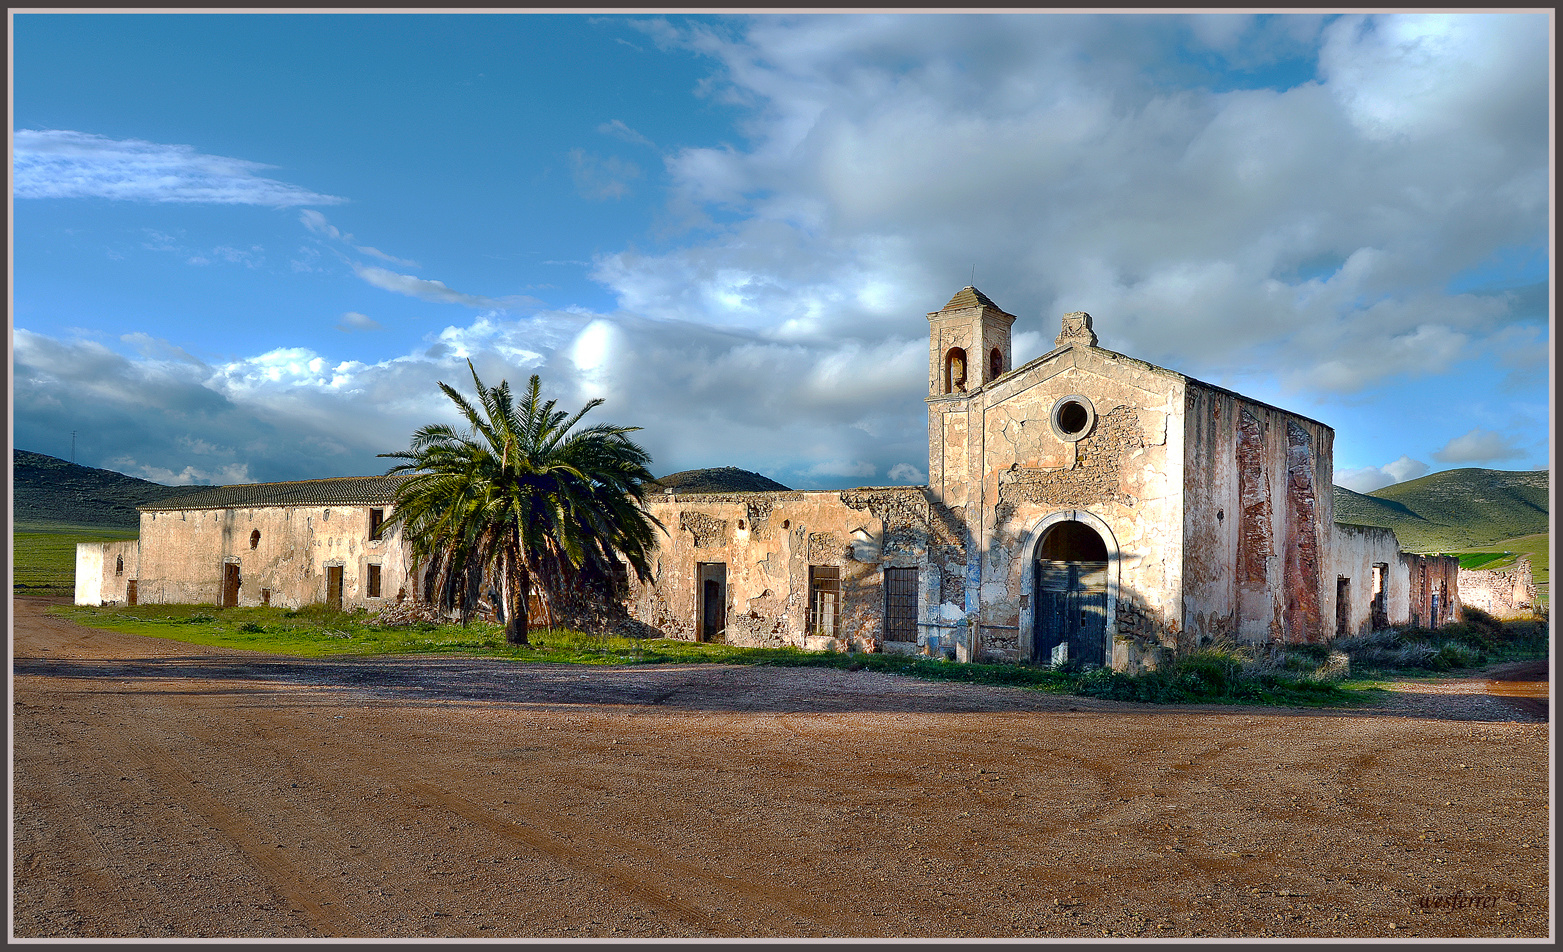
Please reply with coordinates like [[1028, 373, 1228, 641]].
[[1336, 455, 1429, 493], [887, 463, 926, 484], [599, 119, 656, 149], [300, 210, 420, 268], [138, 228, 265, 269], [336, 311, 383, 332], [13, 129, 346, 205], [807, 460, 877, 478], [111, 459, 255, 486], [619, 12, 1547, 401], [1320, 14, 1549, 142], [352, 264, 524, 310], [1432, 428, 1525, 465], [12, 16, 1550, 490], [568, 148, 642, 201]]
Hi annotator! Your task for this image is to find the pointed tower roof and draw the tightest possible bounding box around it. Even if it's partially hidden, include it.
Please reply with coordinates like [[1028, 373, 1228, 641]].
[[941, 286, 1000, 311]]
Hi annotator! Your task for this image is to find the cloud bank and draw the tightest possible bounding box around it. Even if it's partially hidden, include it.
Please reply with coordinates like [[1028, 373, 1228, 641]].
[[14, 14, 1551, 490]]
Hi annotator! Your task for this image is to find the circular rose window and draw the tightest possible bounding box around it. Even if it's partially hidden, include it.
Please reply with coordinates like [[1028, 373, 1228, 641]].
[[1050, 394, 1096, 442]]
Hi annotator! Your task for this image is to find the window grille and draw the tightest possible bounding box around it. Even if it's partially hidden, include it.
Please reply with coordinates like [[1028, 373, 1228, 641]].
[[809, 565, 842, 637]]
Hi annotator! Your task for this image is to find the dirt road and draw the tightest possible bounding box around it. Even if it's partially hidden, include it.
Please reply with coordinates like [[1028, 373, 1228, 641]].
[[9, 596, 1551, 939]]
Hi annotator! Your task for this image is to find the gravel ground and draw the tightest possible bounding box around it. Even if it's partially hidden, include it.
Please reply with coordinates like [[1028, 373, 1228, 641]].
[[9, 596, 1551, 939]]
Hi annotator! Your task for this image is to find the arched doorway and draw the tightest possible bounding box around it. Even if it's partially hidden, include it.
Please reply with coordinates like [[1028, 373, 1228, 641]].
[[1032, 520, 1110, 668]]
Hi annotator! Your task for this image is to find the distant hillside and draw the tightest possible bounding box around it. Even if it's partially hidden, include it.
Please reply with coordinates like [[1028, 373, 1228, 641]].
[[650, 467, 791, 494], [12, 450, 197, 529], [1334, 468, 1550, 553]]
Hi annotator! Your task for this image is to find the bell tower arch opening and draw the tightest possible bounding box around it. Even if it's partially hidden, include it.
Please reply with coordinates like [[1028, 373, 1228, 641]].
[[944, 347, 968, 393]]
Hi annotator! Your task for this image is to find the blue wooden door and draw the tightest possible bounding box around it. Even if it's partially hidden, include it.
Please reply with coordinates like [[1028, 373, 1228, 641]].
[[1034, 559, 1108, 667]]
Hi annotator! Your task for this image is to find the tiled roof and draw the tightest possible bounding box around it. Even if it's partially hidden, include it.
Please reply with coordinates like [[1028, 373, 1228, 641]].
[[138, 474, 414, 511], [942, 286, 1000, 311]]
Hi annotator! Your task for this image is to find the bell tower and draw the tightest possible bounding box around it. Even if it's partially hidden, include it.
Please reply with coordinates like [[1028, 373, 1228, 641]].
[[927, 286, 1017, 397]]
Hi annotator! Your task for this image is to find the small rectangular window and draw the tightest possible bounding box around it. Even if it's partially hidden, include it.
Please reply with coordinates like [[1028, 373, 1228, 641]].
[[884, 566, 917, 642], [367, 564, 383, 598], [808, 565, 842, 638], [369, 508, 385, 541]]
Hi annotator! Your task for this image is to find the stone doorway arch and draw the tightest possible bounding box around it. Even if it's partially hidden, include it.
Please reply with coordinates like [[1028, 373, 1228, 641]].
[[1019, 511, 1118, 668]]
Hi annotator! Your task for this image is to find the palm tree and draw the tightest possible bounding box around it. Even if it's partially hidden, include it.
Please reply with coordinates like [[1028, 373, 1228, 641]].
[[380, 363, 661, 645]]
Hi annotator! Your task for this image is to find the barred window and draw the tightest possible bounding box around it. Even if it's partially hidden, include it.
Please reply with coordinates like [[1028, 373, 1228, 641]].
[[808, 565, 842, 638]]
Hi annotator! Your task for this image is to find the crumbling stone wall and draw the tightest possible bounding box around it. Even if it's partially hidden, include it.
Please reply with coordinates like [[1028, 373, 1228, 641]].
[[679, 511, 729, 548], [1180, 381, 1334, 647], [994, 405, 1142, 522], [628, 489, 930, 652], [1282, 421, 1325, 643], [1458, 558, 1539, 619]]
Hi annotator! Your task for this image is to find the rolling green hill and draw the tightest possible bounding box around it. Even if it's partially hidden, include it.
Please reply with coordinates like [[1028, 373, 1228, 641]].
[[650, 467, 792, 494], [14, 449, 197, 530], [12, 450, 198, 597], [1333, 468, 1550, 553]]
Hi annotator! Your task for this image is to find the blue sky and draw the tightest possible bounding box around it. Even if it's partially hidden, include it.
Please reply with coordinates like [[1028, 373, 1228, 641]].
[[10, 11, 1553, 492]]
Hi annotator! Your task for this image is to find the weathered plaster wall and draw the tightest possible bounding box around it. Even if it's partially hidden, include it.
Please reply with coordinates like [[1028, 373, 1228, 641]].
[[1180, 384, 1335, 646], [1330, 523, 1413, 635], [74, 540, 142, 606], [130, 504, 412, 610], [1458, 558, 1539, 619], [627, 488, 946, 652]]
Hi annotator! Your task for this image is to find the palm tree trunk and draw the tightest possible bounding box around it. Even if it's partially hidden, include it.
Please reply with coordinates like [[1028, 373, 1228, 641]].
[[504, 554, 530, 646]]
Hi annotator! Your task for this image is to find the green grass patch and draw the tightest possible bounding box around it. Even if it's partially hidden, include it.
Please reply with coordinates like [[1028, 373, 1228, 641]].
[[1449, 551, 1517, 571], [13, 521, 139, 598]]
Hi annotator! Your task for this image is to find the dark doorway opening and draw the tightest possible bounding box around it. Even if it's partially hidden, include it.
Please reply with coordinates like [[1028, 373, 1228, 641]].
[[696, 562, 727, 642], [221, 563, 241, 608], [126, 580, 138, 606], [326, 565, 344, 611], [1336, 577, 1351, 637], [1033, 521, 1109, 668], [1371, 563, 1389, 630]]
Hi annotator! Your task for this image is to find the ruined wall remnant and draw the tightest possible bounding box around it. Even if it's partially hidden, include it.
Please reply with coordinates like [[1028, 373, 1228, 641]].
[[1236, 409, 1273, 584], [628, 490, 927, 653], [1458, 558, 1539, 619], [807, 531, 845, 564], [840, 487, 964, 558]]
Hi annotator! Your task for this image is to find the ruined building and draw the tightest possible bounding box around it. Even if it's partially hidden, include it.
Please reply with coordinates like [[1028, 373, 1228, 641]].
[[76, 287, 1460, 669], [623, 288, 1459, 668], [76, 477, 414, 614]]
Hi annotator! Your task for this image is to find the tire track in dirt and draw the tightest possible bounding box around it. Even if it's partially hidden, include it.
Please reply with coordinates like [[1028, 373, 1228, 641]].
[[117, 736, 368, 934], [401, 780, 809, 936], [63, 689, 371, 937], [11, 712, 163, 937]]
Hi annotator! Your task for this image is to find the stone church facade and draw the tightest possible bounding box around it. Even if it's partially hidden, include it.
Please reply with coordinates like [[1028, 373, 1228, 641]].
[[624, 287, 1460, 668], [77, 286, 1461, 669]]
